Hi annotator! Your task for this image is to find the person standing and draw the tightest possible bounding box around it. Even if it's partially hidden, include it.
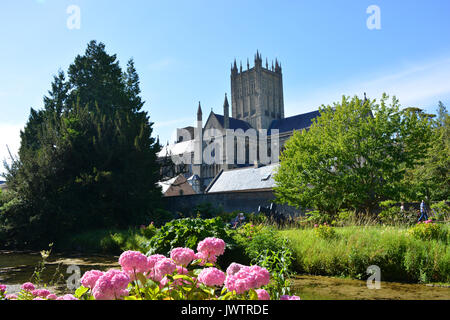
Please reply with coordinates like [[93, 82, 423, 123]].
[[418, 200, 428, 222]]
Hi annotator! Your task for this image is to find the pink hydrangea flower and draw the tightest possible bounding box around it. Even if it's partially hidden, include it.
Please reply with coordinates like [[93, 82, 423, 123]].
[[119, 250, 149, 274], [21, 282, 35, 292], [81, 270, 104, 290], [92, 269, 130, 300], [56, 294, 79, 300], [256, 289, 270, 300], [248, 265, 270, 288], [280, 295, 301, 300], [0, 284, 6, 293], [195, 251, 218, 265], [47, 294, 58, 300], [225, 265, 270, 294], [153, 258, 177, 282], [197, 267, 226, 287], [5, 294, 18, 300], [197, 237, 225, 256], [31, 289, 51, 298], [170, 247, 196, 266], [147, 254, 166, 269], [226, 263, 245, 276]]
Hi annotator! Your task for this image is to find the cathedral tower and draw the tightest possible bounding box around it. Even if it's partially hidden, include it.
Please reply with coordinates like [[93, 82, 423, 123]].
[[230, 51, 284, 130]]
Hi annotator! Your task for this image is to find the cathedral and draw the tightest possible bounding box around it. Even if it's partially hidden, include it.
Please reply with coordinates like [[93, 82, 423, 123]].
[[158, 51, 321, 192]]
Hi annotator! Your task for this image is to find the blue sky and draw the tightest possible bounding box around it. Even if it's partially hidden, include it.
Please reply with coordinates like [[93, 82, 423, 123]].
[[1, 0, 450, 172]]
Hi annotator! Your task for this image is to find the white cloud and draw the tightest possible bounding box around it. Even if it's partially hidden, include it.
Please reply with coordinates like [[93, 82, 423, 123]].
[[0, 123, 23, 178], [285, 56, 450, 115]]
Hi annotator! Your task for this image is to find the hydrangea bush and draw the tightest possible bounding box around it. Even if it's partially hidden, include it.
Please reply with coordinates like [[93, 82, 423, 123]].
[[0, 237, 300, 301]]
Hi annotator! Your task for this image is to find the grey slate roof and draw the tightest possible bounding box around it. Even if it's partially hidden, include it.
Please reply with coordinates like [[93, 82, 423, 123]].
[[206, 163, 279, 193], [268, 110, 321, 134], [214, 114, 253, 131]]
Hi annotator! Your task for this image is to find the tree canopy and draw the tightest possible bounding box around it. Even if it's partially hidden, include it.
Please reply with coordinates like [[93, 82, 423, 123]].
[[273, 94, 434, 215], [2, 41, 161, 248]]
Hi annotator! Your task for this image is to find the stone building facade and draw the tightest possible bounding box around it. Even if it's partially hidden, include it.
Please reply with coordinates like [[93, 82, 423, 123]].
[[158, 51, 321, 192], [231, 50, 284, 130]]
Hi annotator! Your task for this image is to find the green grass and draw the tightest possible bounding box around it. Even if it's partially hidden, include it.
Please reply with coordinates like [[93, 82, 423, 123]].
[[279, 224, 450, 283], [56, 228, 149, 254]]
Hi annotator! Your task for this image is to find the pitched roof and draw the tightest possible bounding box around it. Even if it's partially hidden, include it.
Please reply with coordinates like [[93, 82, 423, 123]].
[[157, 139, 195, 157], [268, 110, 321, 134], [214, 114, 253, 131], [206, 163, 279, 193]]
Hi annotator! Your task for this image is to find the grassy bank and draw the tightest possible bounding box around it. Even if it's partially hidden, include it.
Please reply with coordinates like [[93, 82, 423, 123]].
[[55, 228, 150, 254], [279, 225, 450, 283]]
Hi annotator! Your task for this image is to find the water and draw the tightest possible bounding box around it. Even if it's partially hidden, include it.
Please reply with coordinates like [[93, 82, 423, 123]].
[[291, 275, 450, 300], [0, 251, 119, 295], [1, 251, 449, 299]]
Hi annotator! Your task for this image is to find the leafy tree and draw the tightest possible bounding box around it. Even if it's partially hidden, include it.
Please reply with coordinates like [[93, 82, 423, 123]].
[[273, 94, 433, 215], [2, 41, 162, 248], [404, 102, 449, 201]]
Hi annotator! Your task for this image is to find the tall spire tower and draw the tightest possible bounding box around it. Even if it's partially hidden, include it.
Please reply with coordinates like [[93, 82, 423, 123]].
[[230, 51, 284, 129]]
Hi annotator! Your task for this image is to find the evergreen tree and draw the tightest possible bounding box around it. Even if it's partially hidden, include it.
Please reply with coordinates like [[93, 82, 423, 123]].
[[2, 41, 162, 248]]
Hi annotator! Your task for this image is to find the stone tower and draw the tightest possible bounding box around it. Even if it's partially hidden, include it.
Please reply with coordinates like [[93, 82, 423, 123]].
[[230, 51, 284, 130]]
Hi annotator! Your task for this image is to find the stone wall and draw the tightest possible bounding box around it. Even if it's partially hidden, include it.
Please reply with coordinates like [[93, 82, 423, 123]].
[[162, 190, 303, 217]]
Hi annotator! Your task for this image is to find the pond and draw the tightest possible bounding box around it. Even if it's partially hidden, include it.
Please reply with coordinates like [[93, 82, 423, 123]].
[[1, 251, 449, 299], [0, 251, 119, 295], [291, 275, 450, 300]]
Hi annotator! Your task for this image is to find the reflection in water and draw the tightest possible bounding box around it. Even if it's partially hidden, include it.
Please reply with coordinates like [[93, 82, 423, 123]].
[[291, 275, 450, 300], [0, 251, 119, 295]]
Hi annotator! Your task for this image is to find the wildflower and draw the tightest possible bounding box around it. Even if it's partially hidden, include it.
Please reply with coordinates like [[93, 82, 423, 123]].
[[197, 267, 226, 287], [170, 247, 196, 266], [81, 270, 104, 290], [255, 289, 270, 300]]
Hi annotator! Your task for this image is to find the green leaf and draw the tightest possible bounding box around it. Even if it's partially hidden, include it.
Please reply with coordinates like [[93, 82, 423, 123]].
[[173, 274, 194, 284], [74, 286, 89, 298], [248, 289, 258, 300]]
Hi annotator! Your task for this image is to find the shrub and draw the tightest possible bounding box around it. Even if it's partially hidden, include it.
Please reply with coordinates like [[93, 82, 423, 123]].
[[430, 201, 450, 222], [144, 218, 234, 257], [313, 223, 337, 240], [407, 221, 447, 241], [378, 200, 417, 226]]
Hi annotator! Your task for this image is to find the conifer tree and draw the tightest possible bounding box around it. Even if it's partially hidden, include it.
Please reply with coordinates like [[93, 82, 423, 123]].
[[3, 41, 162, 247]]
